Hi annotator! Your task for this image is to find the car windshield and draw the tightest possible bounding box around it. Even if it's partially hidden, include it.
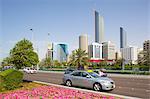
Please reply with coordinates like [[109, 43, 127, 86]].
[[88, 72, 100, 78]]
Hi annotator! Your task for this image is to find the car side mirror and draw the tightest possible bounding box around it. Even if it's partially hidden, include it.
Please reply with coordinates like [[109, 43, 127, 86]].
[[86, 75, 91, 78]]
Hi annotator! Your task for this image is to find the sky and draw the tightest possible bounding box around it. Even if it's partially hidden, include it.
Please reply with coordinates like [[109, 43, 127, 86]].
[[0, 0, 149, 61]]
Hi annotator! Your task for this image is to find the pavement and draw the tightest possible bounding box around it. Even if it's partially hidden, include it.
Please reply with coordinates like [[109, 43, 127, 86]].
[[34, 81, 141, 99]]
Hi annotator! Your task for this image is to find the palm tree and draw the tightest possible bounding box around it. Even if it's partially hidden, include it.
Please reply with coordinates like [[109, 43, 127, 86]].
[[68, 50, 76, 67], [69, 49, 89, 70]]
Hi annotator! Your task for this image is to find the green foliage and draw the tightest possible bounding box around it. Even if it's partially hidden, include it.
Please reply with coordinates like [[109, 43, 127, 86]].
[[53, 60, 61, 67], [61, 61, 67, 66], [7, 38, 39, 69], [68, 49, 89, 69], [98, 61, 107, 67], [39, 57, 52, 68], [92, 64, 149, 71], [1, 57, 13, 67], [68, 50, 76, 66], [105, 70, 150, 75], [115, 59, 123, 66], [0, 69, 23, 92]]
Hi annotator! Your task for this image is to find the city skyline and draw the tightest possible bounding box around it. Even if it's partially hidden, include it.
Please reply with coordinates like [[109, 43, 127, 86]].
[[0, 0, 149, 60]]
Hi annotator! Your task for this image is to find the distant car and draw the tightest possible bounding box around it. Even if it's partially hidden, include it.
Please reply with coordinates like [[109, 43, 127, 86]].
[[23, 67, 37, 74], [63, 70, 115, 91], [2, 66, 14, 71], [93, 70, 107, 77], [64, 68, 76, 74]]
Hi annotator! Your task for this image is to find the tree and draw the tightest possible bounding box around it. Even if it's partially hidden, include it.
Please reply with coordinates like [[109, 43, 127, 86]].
[[69, 49, 89, 70], [61, 61, 67, 66], [68, 50, 76, 66], [98, 61, 107, 67], [45, 57, 52, 67], [10, 39, 39, 69], [39, 57, 52, 68], [137, 50, 150, 71], [53, 60, 61, 67], [1, 57, 13, 67]]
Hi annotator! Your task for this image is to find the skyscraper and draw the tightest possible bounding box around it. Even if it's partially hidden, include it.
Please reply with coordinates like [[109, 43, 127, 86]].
[[120, 27, 127, 48], [52, 43, 68, 62], [79, 34, 88, 53], [95, 10, 104, 44]]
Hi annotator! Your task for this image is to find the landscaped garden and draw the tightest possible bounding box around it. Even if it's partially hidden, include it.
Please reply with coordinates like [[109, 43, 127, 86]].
[[0, 82, 117, 99]]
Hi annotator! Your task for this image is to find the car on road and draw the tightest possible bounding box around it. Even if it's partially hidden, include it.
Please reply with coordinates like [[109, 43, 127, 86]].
[[93, 69, 107, 77], [23, 67, 37, 74], [63, 70, 115, 91], [2, 66, 15, 71], [64, 68, 76, 74]]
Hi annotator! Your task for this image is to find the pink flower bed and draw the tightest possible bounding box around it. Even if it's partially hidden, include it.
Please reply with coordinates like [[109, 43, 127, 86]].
[[0, 85, 115, 99]]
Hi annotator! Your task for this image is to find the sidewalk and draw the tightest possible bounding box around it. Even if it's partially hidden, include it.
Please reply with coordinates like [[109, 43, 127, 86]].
[[34, 81, 141, 99]]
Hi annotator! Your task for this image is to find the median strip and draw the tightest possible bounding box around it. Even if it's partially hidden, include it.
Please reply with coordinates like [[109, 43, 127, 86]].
[[33, 80, 141, 99]]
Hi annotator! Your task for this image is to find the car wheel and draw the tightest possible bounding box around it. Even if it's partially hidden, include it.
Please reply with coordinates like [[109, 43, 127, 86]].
[[66, 80, 72, 87], [93, 83, 102, 91]]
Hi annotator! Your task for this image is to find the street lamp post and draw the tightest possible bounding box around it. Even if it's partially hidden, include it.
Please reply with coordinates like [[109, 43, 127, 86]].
[[30, 29, 34, 50], [30, 29, 39, 71]]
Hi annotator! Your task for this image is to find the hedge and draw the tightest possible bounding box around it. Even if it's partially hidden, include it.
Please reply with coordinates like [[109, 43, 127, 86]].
[[0, 69, 23, 92]]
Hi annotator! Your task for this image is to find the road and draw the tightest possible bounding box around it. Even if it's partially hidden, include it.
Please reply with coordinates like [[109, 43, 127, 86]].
[[23, 72, 150, 99]]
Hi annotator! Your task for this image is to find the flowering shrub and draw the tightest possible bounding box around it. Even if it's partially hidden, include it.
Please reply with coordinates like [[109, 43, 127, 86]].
[[0, 85, 115, 99]]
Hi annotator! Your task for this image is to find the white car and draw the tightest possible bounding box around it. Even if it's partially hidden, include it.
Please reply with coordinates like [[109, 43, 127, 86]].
[[23, 67, 37, 74]]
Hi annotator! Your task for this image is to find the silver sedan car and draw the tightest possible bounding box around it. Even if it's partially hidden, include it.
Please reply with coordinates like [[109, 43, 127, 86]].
[[63, 70, 115, 91]]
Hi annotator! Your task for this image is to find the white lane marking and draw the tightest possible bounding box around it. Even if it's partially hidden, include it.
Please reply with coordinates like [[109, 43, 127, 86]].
[[131, 88, 134, 91], [146, 90, 150, 92], [118, 86, 122, 88]]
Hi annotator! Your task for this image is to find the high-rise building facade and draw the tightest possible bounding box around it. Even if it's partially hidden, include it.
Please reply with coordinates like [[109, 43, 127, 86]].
[[52, 43, 69, 62], [102, 41, 116, 60], [95, 10, 104, 44], [120, 27, 127, 48], [88, 42, 102, 60], [143, 40, 150, 51], [120, 46, 138, 64], [79, 34, 88, 53]]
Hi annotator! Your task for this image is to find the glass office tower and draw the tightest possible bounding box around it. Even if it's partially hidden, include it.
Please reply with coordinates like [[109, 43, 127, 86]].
[[120, 27, 127, 48], [53, 43, 68, 62], [95, 10, 104, 44]]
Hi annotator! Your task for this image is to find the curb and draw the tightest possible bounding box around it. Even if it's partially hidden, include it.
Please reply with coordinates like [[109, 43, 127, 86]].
[[33, 81, 141, 99]]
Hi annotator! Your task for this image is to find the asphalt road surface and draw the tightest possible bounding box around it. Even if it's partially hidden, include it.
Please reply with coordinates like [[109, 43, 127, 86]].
[[23, 72, 150, 99]]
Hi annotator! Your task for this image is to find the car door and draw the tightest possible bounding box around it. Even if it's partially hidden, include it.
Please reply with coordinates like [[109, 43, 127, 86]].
[[71, 71, 82, 86], [80, 72, 93, 88]]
